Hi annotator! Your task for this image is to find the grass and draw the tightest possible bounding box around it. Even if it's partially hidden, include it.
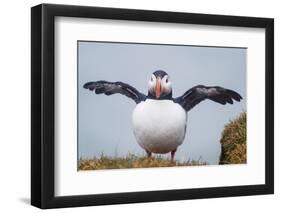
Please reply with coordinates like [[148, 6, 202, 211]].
[[219, 112, 247, 164], [79, 112, 246, 170], [79, 154, 206, 170]]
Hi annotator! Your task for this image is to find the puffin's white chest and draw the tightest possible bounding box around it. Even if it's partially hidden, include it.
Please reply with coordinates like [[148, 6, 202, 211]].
[[132, 99, 187, 154]]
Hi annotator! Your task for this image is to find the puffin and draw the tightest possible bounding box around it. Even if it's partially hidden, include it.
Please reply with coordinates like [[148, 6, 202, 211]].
[[83, 70, 242, 160]]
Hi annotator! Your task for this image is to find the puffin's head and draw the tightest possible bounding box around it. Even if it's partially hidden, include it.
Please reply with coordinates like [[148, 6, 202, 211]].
[[148, 70, 172, 99]]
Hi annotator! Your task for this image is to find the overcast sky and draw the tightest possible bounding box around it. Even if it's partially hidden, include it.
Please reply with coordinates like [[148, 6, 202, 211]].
[[78, 41, 246, 165]]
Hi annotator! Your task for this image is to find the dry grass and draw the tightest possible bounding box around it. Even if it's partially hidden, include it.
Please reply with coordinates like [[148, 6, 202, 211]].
[[79, 154, 206, 170], [219, 112, 247, 164], [79, 112, 246, 170]]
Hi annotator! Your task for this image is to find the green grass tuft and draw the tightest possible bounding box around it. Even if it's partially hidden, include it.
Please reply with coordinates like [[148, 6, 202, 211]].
[[219, 112, 247, 164]]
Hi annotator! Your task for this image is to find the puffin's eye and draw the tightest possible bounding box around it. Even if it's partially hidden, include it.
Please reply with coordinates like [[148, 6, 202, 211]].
[[151, 77, 153, 82], [166, 78, 169, 83]]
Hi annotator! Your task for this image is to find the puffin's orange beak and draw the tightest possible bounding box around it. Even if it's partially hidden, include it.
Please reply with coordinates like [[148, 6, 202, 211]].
[[155, 78, 162, 98]]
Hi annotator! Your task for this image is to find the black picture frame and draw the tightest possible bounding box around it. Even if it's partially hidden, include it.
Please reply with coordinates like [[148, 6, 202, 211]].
[[31, 3, 274, 209]]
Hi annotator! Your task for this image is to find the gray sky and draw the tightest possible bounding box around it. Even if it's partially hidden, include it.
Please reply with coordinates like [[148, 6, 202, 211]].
[[78, 41, 246, 165]]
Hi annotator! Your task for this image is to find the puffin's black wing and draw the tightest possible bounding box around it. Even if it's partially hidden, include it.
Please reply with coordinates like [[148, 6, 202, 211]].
[[174, 85, 242, 112], [83, 81, 146, 104]]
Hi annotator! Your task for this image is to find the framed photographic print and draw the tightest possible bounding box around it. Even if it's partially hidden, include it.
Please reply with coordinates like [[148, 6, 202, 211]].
[[31, 3, 274, 209]]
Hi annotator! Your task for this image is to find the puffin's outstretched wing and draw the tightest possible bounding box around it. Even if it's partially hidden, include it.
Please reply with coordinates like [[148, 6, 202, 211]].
[[174, 85, 242, 112], [83, 81, 147, 104]]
